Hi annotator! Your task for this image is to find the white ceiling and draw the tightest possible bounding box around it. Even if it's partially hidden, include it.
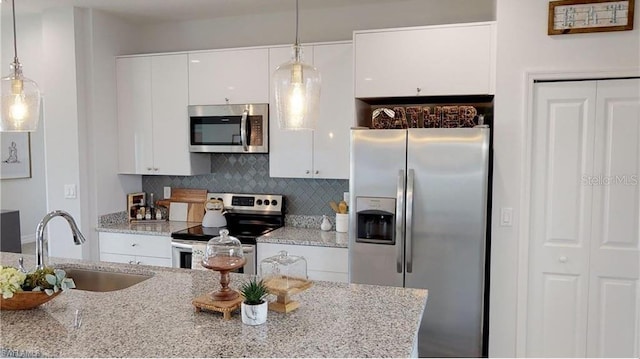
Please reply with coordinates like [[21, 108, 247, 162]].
[[9, 0, 414, 25]]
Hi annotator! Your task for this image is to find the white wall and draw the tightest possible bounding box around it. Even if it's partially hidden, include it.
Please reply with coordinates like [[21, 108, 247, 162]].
[[136, 0, 495, 53], [80, 10, 142, 261], [41, 7, 85, 259], [0, 10, 47, 244], [490, 0, 640, 356]]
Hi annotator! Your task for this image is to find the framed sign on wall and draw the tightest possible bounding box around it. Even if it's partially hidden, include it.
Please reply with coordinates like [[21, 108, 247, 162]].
[[1, 132, 32, 180], [548, 0, 635, 35]]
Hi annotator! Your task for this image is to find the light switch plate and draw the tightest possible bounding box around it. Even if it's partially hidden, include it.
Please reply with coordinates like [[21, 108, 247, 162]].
[[164, 187, 171, 199], [500, 207, 513, 227], [64, 184, 77, 199]]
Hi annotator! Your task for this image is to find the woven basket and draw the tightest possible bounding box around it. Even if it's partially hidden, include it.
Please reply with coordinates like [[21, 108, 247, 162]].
[[0, 291, 60, 310]]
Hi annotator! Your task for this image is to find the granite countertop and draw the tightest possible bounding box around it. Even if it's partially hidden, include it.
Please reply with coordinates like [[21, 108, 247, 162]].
[[95, 221, 200, 236], [258, 227, 348, 248], [0, 252, 427, 358]]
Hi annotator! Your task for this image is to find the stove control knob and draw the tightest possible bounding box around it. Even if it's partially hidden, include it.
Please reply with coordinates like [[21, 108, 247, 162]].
[[264, 200, 270, 206], [256, 199, 263, 206], [271, 200, 278, 206]]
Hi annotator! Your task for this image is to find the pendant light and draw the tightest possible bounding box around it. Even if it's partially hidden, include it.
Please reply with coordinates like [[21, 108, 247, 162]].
[[1, 0, 41, 132], [272, 0, 320, 130]]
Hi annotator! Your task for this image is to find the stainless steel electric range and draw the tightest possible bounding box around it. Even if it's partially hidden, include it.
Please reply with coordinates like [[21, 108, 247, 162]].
[[170, 193, 284, 275]]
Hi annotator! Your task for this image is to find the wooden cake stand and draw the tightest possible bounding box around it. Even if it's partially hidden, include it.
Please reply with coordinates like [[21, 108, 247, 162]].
[[263, 276, 313, 313], [193, 255, 246, 319]]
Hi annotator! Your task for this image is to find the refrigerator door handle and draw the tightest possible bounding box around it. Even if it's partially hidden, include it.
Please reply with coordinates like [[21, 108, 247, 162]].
[[396, 169, 405, 274], [406, 168, 415, 273]]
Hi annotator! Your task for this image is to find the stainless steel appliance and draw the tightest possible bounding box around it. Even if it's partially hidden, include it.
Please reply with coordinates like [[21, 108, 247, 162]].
[[189, 104, 268, 153], [170, 193, 284, 275], [349, 127, 490, 357]]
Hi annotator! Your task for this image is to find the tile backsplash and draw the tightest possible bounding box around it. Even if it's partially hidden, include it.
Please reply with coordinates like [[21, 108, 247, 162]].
[[142, 154, 349, 216]]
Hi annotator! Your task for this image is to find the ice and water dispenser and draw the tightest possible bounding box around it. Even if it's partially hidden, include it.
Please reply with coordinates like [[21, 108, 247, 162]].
[[355, 197, 395, 244]]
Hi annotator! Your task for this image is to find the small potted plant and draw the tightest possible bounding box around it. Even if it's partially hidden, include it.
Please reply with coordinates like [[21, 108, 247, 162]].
[[239, 278, 269, 325]]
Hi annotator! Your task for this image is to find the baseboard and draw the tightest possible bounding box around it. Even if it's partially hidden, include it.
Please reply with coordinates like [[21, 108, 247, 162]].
[[21, 234, 36, 244]]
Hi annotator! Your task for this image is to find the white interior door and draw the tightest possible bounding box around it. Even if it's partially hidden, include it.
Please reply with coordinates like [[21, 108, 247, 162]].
[[528, 78, 640, 358], [528, 81, 597, 357], [586, 78, 640, 358]]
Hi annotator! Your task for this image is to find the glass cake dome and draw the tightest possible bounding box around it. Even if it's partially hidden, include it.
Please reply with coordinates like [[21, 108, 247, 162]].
[[202, 229, 245, 271]]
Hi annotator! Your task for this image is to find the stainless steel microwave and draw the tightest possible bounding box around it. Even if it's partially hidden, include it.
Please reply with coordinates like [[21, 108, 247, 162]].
[[188, 104, 268, 153]]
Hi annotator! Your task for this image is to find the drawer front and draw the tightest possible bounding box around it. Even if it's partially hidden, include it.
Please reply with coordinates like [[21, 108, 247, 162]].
[[99, 232, 172, 258], [100, 252, 136, 264], [257, 243, 348, 273], [135, 255, 172, 267]]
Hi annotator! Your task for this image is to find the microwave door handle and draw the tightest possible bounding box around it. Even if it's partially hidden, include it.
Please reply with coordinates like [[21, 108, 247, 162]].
[[240, 109, 249, 152], [396, 169, 405, 274]]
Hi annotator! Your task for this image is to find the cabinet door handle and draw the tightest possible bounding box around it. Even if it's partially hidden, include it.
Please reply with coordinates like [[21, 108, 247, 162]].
[[153, 168, 159, 171], [131, 243, 138, 247], [146, 167, 152, 171], [416, 87, 422, 95], [128, 260, 135, 264], [136, 261, 141, 265], [305, 170, 310, 174], [315, 170, 319, 175]]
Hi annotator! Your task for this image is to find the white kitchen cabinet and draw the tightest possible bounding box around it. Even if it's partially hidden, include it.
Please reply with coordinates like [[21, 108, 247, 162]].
[[354, 22, 496, 98], [269, 42, 353, 179], [99, 232, 172, 268], [116, 54, 210, 175], [527, 79, 639, 357], [188, 48, 269, 105], [257, 242, 348, 283]]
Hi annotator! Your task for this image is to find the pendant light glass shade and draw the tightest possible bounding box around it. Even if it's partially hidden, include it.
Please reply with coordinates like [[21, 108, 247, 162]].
[[1, 63, 41, 132], [1, 0, 41, 132], [273, 0, 321, 130], [273, 45, 320, 130]]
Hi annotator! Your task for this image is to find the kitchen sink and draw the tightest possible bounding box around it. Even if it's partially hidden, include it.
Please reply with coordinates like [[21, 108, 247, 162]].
[[62, 268, 153, 292]]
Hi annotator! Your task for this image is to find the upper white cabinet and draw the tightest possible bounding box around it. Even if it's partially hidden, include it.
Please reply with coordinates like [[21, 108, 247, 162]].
[[117, 54, 210, 175], [269, 42, 353, 179], [354, 22, 496, 98], [188, 48, 269, 105]]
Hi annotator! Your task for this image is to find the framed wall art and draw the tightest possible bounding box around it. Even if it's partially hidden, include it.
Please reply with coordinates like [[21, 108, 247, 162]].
[[548, 0, 635, 35], [1, 132, 32, 179]]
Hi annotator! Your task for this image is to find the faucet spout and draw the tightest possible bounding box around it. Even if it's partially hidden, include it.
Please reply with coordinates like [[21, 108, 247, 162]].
[[35, 210, 86, 270]]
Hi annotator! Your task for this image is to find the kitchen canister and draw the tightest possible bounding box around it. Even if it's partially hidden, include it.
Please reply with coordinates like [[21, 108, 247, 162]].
[[335, 213, 348, 233]]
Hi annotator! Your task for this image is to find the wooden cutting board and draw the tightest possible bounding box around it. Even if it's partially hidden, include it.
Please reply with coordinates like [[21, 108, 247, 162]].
[[156, 188, 207, 223]]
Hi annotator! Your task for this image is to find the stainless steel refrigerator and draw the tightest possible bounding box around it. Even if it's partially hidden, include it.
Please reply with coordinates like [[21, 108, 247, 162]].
[[349, 127, 490, 357]]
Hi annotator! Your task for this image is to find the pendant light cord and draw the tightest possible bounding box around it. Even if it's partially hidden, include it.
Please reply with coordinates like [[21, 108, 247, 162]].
[[295, 0, 299, 46], [11, 0, 19, 65]]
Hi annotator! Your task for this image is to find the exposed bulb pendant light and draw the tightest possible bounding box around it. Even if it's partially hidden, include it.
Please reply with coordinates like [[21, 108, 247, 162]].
[[1, 0, 41, 132], [273, 0, 320, 130]]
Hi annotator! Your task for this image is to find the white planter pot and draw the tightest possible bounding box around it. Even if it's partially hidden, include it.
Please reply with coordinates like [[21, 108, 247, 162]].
[[241, 301, 268, 325]]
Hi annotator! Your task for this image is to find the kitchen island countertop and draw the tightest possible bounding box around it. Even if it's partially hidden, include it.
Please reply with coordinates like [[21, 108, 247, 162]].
[[0, 252, 426, 358], [257, 227, 348, 248]]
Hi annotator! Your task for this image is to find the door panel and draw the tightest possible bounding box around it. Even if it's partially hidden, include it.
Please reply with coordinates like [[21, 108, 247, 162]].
[[540, 274, 584, 357], [349, 129, 406, 287], [406, 128, 490, 357], [528, 81, 597, 357], [587, 78, 640, 358]]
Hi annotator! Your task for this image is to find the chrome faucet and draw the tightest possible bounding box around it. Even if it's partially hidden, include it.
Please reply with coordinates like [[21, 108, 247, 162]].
[[35, 210, 86, 270]]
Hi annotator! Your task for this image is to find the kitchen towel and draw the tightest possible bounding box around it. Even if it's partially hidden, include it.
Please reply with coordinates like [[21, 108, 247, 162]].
[[169, 202, 188, 221], [191, 243, 207, 270]]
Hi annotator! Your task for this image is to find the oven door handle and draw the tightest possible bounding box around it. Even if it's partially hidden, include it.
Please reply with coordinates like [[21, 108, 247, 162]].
[[171, 241, 193, 250]]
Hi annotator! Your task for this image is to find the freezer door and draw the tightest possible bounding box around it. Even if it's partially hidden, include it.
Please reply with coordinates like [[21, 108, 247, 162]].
[[406, 128, 490, 358], [349, 129, 406, 287]]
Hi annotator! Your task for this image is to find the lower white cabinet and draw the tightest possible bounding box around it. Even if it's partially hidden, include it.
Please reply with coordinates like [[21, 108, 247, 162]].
[[257, 242, 348, 282], [99, 232, 172, 268]]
